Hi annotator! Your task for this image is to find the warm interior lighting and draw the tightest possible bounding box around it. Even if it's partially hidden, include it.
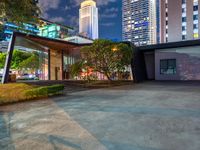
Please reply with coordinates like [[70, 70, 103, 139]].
[[112, 46, 118, 52], [194, 33, 199, 39]]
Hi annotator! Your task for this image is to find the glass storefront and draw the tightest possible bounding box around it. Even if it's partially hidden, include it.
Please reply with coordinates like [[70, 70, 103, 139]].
[[37, 50, 49, 80], [63, 49, 79, 80], [10, 48, 49, 81]]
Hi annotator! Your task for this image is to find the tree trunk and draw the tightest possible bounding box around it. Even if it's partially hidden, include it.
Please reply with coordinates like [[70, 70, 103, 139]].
[[105, 73, 112, 81]]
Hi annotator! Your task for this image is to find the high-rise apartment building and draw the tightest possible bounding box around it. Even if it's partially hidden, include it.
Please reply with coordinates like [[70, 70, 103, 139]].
[[122, 0, 157, 46], [160, 0, 200, 43], [79, 0, 98, 40]]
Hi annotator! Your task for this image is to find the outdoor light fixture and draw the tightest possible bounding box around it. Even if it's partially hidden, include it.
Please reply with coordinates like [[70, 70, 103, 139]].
[[112, 47, 118, 52]]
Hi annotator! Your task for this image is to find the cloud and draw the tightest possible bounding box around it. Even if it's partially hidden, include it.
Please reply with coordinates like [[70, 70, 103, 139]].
[[96, 0, 117, 6], [62, 15, 79, 32], [64, 5, 70, 11], [100, 7, 119, 19], [101, 22, 115, 27], [69, 16, 79, 27], [49, 17, 65, 23], [39, 0, 61, 18], [104, 7, 119, 13], [100, 13, 117, 18]]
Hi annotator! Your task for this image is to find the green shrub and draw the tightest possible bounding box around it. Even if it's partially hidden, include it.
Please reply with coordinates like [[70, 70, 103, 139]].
[[25, 84, 64, 99], [25, 87, 48, 99], [46, 84, 65, 95], [0, 83, 65, 105]]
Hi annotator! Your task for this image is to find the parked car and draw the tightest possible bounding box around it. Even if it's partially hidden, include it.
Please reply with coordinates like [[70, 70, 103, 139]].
[[17, 74, 38, 80]]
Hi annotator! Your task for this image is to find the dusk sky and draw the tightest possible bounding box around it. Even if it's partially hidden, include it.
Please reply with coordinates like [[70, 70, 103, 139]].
[[39, 0, 122, 41]]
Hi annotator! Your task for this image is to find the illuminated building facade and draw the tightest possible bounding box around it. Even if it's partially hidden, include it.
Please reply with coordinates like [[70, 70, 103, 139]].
[[38, 19, 74, 39], [0, 22, 39, 41], [122, 0, 157, 46], [64, 35, 93, 44], [160, 0, 200, 43], [79, 0, 99, 39]]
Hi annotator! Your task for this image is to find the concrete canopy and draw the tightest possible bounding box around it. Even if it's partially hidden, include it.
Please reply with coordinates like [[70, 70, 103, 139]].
[[2, 32, 90, 84], [14, 32, 87, 50]]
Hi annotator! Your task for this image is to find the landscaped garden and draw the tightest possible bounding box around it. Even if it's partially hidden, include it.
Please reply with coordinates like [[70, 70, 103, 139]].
[[0, 39, 134, 105], [70, 39, 133, 81], [0, 83, 64, 105]]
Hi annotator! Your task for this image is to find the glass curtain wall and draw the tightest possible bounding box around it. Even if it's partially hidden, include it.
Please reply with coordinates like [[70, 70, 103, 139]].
[[11, 48, 49, 81], [63, 49, 79, 80], [37, 49, 48, 80]]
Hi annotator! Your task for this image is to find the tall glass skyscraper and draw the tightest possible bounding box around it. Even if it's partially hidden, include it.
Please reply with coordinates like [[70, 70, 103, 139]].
[[122, 0, 157, 46], [79, 0, 99, 40]]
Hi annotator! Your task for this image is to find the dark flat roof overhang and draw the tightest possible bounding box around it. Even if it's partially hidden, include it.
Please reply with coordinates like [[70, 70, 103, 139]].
[[138, 39, 200, 52]]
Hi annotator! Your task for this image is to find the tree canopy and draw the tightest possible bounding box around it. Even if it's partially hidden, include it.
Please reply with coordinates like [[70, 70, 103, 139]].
[[11, 50, 32, 69], [70, 39, 133, 81], [19, 52, 39, 70], [0, 0, 40, 26], [0, 50, 39, 70], [0, 52, 6, 68]]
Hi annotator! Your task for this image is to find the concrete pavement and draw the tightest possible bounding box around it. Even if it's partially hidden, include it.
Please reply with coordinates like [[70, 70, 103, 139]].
[[0, 81, 200, 150]]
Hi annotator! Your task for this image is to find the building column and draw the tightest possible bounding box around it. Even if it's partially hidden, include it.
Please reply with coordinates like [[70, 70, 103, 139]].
[[48, 49, 51, 80], [61, 50, 64, 80], [2, 34, 16, 84]]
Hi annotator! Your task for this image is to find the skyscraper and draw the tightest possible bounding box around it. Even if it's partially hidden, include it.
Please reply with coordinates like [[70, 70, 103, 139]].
[[79, 0, 98, 40], [122, 0, 157, 46], [122, 0, 157, 45], [160, 0, 200, 43]]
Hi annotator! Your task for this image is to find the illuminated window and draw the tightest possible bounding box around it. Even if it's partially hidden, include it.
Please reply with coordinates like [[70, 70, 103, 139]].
[[194, 33, 199, 38]]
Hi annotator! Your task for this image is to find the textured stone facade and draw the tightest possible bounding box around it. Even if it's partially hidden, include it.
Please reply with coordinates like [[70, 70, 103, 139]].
[[50, 49, 63, 80], [155, 46, 200, 80]]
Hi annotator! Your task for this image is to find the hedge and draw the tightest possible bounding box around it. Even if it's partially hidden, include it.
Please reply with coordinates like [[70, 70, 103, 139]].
[[0, 83, 65, 105], [25, 84, 65, 99]]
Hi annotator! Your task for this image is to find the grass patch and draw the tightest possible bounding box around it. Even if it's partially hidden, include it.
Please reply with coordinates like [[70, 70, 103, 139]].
[[0, 83, 64, 105]]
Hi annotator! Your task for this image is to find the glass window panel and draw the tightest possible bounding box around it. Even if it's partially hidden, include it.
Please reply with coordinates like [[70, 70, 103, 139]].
[[160, 60, 168, 68], [160, 59, 176, 75]]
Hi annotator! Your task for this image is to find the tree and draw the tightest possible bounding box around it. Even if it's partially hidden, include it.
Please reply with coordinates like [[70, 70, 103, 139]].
[[0, 50, 40, 71], [19, 52, 39, 71], [0, 0, 40, 27], [11, 50, 32, 69], [71, 39, 133, 81], [0, 52, 6, 69], [70, 61, 85, 78]]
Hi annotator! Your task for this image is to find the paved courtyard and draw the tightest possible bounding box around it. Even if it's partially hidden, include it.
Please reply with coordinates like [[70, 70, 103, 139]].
[[0, 81, 200, 150]]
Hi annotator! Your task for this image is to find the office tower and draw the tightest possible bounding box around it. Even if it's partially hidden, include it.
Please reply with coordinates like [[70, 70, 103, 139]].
[[160, 0, 200, 43], [156, 0, 160, 44], [79, 0, 99, 39], [122, 0, 157, 46]]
